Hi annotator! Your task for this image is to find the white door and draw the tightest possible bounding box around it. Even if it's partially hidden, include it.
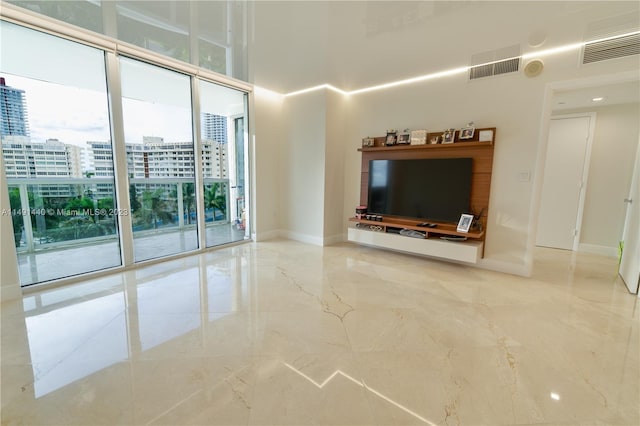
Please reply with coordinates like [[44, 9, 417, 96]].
[[619, 139, 640, 294], [537, 115, 593, 250]]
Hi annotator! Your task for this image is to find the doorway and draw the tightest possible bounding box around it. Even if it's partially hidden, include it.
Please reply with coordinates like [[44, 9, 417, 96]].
[[619, 138, 640, 294], [536, 113, 595, 251], [532, 73, 640, 293]]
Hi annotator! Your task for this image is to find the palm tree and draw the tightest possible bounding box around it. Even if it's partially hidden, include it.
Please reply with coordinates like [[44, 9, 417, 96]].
[[8, 188, 24, 246], [134, 189, 174, 229], [204, 183, 226, 220], [182, 183, 195, 224], [172, 183, 195, 225], [65, 196, 96, 222], [129, 184, 141, 214]]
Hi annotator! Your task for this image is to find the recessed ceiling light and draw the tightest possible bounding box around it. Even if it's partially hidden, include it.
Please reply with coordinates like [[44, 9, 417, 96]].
[[592, 97, 605, 102]]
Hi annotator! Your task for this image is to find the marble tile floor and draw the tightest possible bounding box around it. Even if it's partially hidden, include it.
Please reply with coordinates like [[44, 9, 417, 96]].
[[16, 223, 247, 285], [1, 240, 638, 425]]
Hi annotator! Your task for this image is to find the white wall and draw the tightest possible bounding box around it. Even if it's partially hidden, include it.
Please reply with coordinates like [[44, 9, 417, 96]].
[[280, 91, 327, 244], [247, 1, 640, 275], [252, 88, 285, 241], [323, 90, 347, 244], [343, 72, 545, 274], [252, 88, 348, 246], [557, 103, 640, 255], [340, 54, 639, 276]]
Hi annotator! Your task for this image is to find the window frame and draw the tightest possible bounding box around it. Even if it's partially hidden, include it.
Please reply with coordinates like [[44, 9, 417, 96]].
[[0, 7, 253, 290]]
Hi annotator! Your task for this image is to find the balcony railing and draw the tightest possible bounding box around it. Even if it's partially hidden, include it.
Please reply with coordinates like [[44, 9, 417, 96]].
[[7, 177, 233, 253]]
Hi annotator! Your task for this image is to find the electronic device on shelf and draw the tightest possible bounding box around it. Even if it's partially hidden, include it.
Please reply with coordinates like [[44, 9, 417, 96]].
[[400, 229, 426, 238], [440, 235, 468, 241], [351, 128, 495, 263], [417, 222, 438, 228], [355, 223, 384, 232], [367, 158, 472, 224]]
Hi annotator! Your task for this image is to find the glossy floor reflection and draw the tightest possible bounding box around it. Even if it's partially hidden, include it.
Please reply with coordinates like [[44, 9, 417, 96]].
[[1, 240, 638, 425], [17, 223, 247, 285]]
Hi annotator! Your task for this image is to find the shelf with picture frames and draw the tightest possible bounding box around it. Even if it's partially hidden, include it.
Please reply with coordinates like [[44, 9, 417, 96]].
[[350, 126, 496, 264], [358, 127, 496, 151]]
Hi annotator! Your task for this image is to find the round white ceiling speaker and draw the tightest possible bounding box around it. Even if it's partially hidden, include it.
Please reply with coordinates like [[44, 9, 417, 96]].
[[524, 59, 544, 78]]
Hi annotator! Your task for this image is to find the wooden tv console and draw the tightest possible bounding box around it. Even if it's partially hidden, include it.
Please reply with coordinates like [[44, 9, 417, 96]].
[[348, 128, 496, 264]]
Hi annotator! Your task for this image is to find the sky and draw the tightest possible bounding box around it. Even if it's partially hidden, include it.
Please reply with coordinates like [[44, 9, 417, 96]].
[[4, 74, 193, 147]]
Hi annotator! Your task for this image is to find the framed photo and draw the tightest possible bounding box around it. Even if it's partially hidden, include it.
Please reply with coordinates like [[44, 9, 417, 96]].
[[457, 214, 474, 233], [459, 126, 475, 140], [410, 130, 427, 145], [429, 135, 441, 144], [385, 130, 397, 146], [442, 129, 455, 144], [479, 129, 493, 142], [397, 132, 410, 144], [362, 137, 375, 147]]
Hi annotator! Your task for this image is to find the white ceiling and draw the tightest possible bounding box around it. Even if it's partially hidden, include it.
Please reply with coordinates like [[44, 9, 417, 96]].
[[250, 1, 640, 93], [553, 81, 640, 111]]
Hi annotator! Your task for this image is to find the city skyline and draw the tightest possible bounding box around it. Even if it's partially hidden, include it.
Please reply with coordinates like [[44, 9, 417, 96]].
[[1, 74, 195, 147], [2, 73, 231, 187]]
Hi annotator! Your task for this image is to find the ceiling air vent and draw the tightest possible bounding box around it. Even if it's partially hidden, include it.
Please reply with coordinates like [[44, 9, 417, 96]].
[[582, 32, 640, 64], [582, 12, 640, 64], [469, 44, 521, 80]]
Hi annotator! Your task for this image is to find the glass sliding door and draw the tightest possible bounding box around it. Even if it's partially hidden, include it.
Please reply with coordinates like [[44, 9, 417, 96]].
[[119, 58, 198, 262], [0, 21, 121, 285], [199, 80, 249, 247]]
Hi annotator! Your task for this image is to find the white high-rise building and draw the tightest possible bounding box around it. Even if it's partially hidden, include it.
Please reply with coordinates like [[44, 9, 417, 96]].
[[201, 113, 228, 143], [1, 135, 31, 178], [1, 137, 81, 196], [87, 138, 228, 179], [65, 144, 84, 178], [0, 77, 30, 137], [86, 141, 114, 177], [2, 137, 72, 178]]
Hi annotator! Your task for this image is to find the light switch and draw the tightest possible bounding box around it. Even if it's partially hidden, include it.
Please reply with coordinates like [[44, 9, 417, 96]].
[[518, 171, 531, 182]]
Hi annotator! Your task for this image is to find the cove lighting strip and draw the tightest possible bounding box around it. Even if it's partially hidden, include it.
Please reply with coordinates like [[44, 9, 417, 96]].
[[284, 84, 348, 97], [283, 363, 437, 425], [281, 30, 640, 98]]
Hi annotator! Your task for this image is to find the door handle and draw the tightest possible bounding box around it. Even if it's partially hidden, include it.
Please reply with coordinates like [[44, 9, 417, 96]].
[[624, 198, 633, 203]]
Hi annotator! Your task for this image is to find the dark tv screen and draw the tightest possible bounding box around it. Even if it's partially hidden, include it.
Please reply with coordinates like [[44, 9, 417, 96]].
[[367, 158, 473, 223]]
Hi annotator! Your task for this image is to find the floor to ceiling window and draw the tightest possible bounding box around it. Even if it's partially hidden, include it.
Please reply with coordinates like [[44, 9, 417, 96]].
[[1, 15, 252, 287], [119, 57, 199, 262], [199, 80, 249, 247], [0, 21, 121, 285]]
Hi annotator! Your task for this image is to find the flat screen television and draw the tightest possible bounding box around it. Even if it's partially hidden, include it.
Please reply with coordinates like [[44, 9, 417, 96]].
[[367, 158, 473, 223]]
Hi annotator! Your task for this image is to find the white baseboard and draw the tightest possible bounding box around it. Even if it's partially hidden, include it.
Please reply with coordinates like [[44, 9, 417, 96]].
[[253, 229, 281, 242], [578, 243, 618, 258], [254, 230, 342, 246], [322, 233, 345, 246], [281, 230, 324, 246], [476, 258, 531, 277]]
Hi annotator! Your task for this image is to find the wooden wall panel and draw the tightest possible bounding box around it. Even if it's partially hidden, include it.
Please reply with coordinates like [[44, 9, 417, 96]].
[[356, 128, 495, 235]]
